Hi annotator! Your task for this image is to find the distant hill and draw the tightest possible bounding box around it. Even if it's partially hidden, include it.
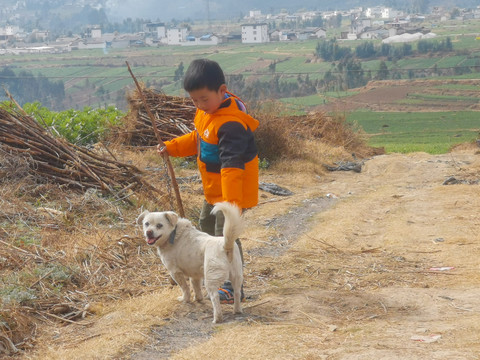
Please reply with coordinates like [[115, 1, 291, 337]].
[[105, 0, 479, 21], [0, 0, 476, 36], [13, 0, 479, 26]]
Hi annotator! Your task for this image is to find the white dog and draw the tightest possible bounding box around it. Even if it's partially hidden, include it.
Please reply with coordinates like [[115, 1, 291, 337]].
[[137, 202, 244, 323]]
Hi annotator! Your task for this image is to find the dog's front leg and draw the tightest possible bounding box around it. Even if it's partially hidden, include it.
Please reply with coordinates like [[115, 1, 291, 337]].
[[171, 273, 191, 302]]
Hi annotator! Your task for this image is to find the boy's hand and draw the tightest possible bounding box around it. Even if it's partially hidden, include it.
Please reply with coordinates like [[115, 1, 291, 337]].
[[157, 144, 169, 155]]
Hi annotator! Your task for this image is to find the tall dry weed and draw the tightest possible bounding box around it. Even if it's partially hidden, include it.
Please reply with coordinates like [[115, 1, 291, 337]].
[[253, 104, 377, 164]]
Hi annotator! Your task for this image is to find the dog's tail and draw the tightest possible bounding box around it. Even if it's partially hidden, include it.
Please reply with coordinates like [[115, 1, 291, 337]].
[[211, 202, 243, 260]]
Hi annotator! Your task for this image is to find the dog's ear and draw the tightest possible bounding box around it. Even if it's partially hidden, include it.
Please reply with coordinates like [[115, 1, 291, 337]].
[[163, 211, 178, 227], [136, 211, 149, 225]]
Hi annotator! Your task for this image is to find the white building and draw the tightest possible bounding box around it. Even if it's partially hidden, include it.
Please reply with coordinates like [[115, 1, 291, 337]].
[[381, 8, 400, 19], [249, 10, 261, 18], [350, 18, 372, 35], [85, 26, 101, 39], [31, 29, 49, 41], [145, 22, 166, 40], [0, 25, 20, 38], [241, 23, 269, 44], [91, 28, 101, 38], [167, 28, 188, 45], [182, 34, 221, 46], [365, 7, 383, 18], [5, 25, 20, 36], [301, 11, 322, 21]]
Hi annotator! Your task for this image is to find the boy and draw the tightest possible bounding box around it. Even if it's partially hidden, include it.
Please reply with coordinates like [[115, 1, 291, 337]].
[[158, 58, 259, 303]]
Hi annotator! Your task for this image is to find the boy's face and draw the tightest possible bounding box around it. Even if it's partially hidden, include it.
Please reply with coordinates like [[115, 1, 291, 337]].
[[188, 84, 227, 115]]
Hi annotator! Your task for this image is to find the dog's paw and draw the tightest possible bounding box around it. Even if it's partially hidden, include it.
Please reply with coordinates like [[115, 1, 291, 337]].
[[212, 315, 223, 324], [234, 307, 243, 315], [194, 295, 204, 303], [178, 296, 191, 303]]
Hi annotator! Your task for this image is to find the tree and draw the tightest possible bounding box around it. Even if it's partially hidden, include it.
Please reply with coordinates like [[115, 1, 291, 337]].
[[417, 40, 430, 54], [174, 62, 184, 81], [316, 38, 351, 61], [377, 61, 389, 80], [450, 8, 460, 19], [268, 61, 276, 73], [445, 37, 453, 51], [379, 43, 392, 57], [335, 13, 343, 28], [402, 43, 412, 56], [0, 67, 65, 109], [355, 42, 375, 58], [342, 59, 366, 89]]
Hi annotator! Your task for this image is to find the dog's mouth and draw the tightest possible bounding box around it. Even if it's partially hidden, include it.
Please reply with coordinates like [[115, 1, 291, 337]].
[[146, 235, 161, 245]]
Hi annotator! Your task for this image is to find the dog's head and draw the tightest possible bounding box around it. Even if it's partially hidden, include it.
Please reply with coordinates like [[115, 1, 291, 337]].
[[137, 210, 178, 246]]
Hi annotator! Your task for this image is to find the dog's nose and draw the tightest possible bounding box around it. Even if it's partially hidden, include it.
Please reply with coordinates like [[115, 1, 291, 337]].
[[146, 230, 154, 238]]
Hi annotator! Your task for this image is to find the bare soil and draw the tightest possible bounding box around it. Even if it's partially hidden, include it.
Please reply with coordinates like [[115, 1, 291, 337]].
[[319, 79, 480, 113], [122, 147, 480, 360]]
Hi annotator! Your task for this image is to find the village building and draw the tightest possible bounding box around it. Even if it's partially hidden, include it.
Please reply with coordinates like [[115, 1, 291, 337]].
[[365, 6, 383, 18], [144, 22, 166, 40], [249, 10, 262, 18], [30, 29, 49, 42], [241, 23, 269, 43], [358, 28, 389, 40], [182, 33, 221, 46], [0, 25, 20, 41], [166, 28, 188, 45], [381, 8, 401, 19], [85, 25, 102, 39]]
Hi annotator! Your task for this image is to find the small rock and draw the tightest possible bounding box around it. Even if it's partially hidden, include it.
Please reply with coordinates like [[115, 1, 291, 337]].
[[328, 324, 338, 332]]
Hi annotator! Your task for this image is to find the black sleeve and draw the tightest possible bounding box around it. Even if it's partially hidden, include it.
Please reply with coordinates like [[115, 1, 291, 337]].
[[217, 122, 249, 170]]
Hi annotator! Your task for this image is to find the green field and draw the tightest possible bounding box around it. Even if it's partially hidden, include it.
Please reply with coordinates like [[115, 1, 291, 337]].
[[5, 28, 480, 109], [3, 18, 480, 154], [347, 110, 479, 154]]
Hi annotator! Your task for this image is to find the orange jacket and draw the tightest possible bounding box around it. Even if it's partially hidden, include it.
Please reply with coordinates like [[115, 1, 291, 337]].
[[165, 93, 259, 209]]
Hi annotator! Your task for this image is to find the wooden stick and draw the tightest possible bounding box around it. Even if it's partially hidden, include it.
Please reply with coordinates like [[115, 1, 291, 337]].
[[3, 86, 29, 118], [125, 61, 185, 217]]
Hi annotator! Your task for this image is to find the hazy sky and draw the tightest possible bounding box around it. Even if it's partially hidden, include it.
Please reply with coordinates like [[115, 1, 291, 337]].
[[104, 0, 215, 21], [102, 0, 302, 22]]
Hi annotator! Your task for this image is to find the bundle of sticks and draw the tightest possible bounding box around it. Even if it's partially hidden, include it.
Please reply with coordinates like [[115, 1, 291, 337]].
[[117, 87, 196, 146], [0, 106, 160, 199]]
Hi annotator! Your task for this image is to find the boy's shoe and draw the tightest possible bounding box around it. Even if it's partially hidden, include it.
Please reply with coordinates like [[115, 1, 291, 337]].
[[218, 287, 234, 304], [218, 282, 245, 304]]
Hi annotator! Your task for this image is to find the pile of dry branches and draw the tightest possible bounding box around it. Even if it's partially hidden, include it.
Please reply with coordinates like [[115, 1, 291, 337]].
[[0, 106, 161, 200], [254, 109, 383, 162], [114, 87, 196, 146]]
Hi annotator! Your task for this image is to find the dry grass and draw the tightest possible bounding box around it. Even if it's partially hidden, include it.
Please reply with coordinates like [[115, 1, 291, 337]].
[[171, 322, 326, 360], [253, 105, 379, 166], [0, 132, 218, 356], [0, 92, 381, 358], [32, 289, 179, 360]]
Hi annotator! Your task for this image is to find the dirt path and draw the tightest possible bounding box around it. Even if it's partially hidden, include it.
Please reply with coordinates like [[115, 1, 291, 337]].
[[125, 148, 480, 359]]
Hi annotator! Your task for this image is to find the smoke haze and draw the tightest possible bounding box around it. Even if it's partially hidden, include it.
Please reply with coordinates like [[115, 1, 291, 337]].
[[104, 0, 206, 21]]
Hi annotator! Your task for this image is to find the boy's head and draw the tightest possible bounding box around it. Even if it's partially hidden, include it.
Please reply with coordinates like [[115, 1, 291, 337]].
[[183, 59, 227, 114]]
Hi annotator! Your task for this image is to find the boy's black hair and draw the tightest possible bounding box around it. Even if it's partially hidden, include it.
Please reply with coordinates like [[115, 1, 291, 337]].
[[183, 59, 226, 92]]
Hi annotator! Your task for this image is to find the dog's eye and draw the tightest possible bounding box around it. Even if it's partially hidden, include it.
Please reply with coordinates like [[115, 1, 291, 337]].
[[144, 222, 149, 227], [156, 224, 163, 229]]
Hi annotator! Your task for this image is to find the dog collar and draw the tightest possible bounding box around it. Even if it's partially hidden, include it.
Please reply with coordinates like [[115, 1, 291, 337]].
[[168, 226, 177, 245]]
